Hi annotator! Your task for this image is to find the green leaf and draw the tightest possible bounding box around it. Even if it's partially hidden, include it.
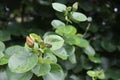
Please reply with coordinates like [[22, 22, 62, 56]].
[[8, 47, 38, 73], [0, 51, 4, 58], [32, 62, 51, 77], [51, 20, 65, 29], [89, 55, 101, 63], [84, 45, 95, 56], [44, 49, 57, 64], [0, 54, 9, 65], [64, 44, 75, 56], [64, 34, 80, 45], [87, 70, 96, 77], [70, 12, 87, 23], [43, 64, 64, 80], [5, 45, 24, 57], [7, 69, 33, 80], [75, 37, 89, 48], [53, 47, 68, 60], [44, 35, 64, 50], [55, 25, 77, 36], [69, 53, 76, 64], [29, 33, 42, 42], [0, 30, 11, 41], [0, 69, 8, 80], [97, 71, 105, 79], [0, 41, 5, 52], [52, 3, 66, 12]]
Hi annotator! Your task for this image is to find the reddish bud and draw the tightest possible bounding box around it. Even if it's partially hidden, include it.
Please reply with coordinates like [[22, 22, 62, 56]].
[[26, 36, 34, 48]]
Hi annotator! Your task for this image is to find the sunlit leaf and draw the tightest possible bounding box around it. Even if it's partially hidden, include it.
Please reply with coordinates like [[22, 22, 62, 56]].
[[44, 35, 64, 50], [8, 47, 38, 73], [52, 3, 66, 12]]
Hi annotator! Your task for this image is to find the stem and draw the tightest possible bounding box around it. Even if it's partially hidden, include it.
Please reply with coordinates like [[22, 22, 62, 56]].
[[32, 48, 39, 56], [83, 23, 91, 37], [92, 77, 96, 80]]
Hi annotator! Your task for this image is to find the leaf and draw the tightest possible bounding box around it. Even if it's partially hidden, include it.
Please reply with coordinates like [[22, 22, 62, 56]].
[[75, 37, 89, 48], [44, 35, 64, 50], [55, 25, 77, 36], [87, 70, 96, 77], [44, 49, 57, 64], [32, 62, 51, 77], [69, 53, 76, 64], [84, 45, 95, 56], [70, 12, 87, 23], [8, 47, 38, 73], [53, 47, 68, 60], [43, 64, 64, 80], [0, 41, 5, 52], [51, 20, 65, 29], [0, 30, 11, 41], [64, 44, 75, 56], [29, 33, 42, 42], [88, 55, 101, 63], [0, 54, 9, 65], [7, 69, 33, 80], [0, 51, 4, 58], [52, 3, 66, 12], [5, 45, 24, 57], [64, 34, 89, 48], [64, 34, 80, 45], [0, 69, 8, 80], [97, 71, 105, 79]]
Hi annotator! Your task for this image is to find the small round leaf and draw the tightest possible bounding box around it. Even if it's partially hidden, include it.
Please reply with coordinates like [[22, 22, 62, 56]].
[[51, 20, 65, 29], [8, 47, 38, 73], [70, 12, 87, 22], [32, 63, 51, 77], [44, 35, 64, 50], [52, 3, 66, 12]]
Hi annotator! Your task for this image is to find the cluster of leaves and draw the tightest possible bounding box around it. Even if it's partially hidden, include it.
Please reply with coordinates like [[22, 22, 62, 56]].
[[0, 0, 120, 80]]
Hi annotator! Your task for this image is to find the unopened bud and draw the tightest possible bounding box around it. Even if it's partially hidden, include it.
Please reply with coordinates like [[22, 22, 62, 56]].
[[72, 2, 78, 11], [26, 36, 34, 48]]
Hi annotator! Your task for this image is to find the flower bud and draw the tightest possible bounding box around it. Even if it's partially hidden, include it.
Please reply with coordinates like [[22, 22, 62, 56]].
[[26, 36, 34, 48]]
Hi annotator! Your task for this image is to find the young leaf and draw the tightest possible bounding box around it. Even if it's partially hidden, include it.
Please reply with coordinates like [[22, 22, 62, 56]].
[[8, 47, 38, 73], [51, 20, 65, 29], [0, 41, 5, 52], [44, 35, 64, 50], [55, 25, 77, 36], [70, 12, 87, 23], [72, 2, 78, 11], [0, 54, 9, 65], [43, 64, 64, 80], [87, 70, 96, 77], [32, 62, 51, 77], [52, 3, 66, 12]]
